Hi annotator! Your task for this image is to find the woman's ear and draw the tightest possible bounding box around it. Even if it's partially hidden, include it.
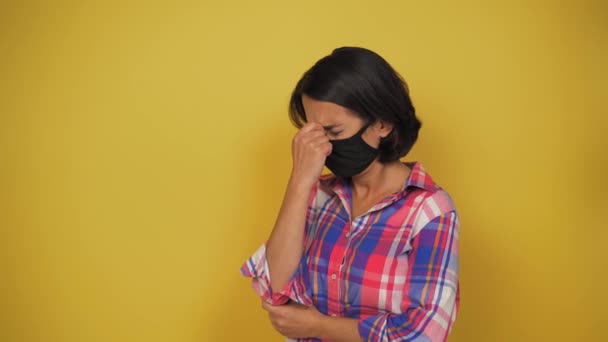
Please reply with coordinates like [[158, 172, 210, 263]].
[[373, 120, 394, 139]]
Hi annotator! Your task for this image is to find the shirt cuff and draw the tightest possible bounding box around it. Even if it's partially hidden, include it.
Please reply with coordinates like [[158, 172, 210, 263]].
[[240, 243, 298, 305]]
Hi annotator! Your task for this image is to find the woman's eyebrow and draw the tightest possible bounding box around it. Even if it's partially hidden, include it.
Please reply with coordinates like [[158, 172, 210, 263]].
[[323, 125, 340, 130]]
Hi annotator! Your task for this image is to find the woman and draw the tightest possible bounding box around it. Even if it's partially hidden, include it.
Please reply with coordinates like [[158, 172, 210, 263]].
[[241, 47, 460, 342]]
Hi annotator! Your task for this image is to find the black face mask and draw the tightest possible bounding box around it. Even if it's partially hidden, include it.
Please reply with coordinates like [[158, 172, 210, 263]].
[[325, 123, 379, 178]]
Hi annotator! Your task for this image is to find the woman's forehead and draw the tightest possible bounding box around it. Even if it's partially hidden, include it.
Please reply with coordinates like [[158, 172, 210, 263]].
[[302, 96, 357, 125]]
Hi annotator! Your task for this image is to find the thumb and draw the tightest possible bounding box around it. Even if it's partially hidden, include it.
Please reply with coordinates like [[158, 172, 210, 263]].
[[261, 300, 280, 312]]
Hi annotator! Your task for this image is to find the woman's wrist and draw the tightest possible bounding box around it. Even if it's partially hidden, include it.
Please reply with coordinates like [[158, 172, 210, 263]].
[[288, 172, 317, 192], [312, 313, 332, 339]]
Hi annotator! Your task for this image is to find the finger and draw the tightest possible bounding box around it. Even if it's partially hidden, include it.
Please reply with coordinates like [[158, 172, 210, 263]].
[[261, 301, 273, 311], [294, 126, 324, 144], [310, 134, 330, 146], [300, 122, 324, 133], [324, 142, 333, 156], [262, 301, 281, 313], [312, 139, 332, 155], [306, 130, 329, 139], [301, 131, 328, 145]]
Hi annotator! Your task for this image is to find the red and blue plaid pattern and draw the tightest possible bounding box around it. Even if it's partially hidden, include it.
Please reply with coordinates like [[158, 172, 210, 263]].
[[241, 162, 460, 341]]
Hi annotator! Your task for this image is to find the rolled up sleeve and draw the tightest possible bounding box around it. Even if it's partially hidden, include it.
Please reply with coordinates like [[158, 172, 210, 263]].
[[240, 242, 304, 305], [240, 181, 323, 306], [358, 210, 460, 342]]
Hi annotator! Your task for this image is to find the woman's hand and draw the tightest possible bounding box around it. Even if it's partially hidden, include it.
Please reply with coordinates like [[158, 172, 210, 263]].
[[290, 122, 332, 188], [262, 301, 326, 339]]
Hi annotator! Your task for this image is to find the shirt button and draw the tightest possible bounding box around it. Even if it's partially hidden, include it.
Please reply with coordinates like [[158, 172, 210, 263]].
[[345, 232, 350, 238], [331, 273, 337, 280]]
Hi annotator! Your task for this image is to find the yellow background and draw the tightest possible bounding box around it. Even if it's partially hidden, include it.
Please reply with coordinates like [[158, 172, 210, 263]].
[[1, 1, 606, 341]]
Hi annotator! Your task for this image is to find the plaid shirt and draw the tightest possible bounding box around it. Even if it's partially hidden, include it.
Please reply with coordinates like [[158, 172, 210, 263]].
[[241, 162, 460, 342]]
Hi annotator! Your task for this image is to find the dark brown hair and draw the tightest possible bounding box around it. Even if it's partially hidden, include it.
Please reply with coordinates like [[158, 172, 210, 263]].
[[288, 47, 422, 162]]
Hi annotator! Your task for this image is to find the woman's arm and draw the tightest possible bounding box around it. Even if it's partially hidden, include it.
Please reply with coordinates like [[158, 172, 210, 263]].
[[262, 301, 362, 342], [266, 122, 331, 292], [265, 178, 314, 292]]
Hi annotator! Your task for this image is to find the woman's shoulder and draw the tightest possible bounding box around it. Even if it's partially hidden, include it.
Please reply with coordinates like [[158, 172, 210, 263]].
[[403, 162, 458, 231], [419, 186, 457, 216], [404, 162, 456, 210]]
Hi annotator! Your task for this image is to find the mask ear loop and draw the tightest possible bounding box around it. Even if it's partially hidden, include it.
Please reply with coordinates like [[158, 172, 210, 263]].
[[333, 121, 374, 142], [355, 121, 373, 136]]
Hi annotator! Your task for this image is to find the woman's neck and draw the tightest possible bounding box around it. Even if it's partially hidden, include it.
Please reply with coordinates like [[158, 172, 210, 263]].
[[351, 160, 411, 199]]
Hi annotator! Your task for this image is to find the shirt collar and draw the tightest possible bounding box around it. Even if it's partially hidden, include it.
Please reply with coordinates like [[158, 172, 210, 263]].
[[319, 161, 439, 219], [402, 161, 439, 192], [320, 161, 438, 218], [321, 161, 439, 195]]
